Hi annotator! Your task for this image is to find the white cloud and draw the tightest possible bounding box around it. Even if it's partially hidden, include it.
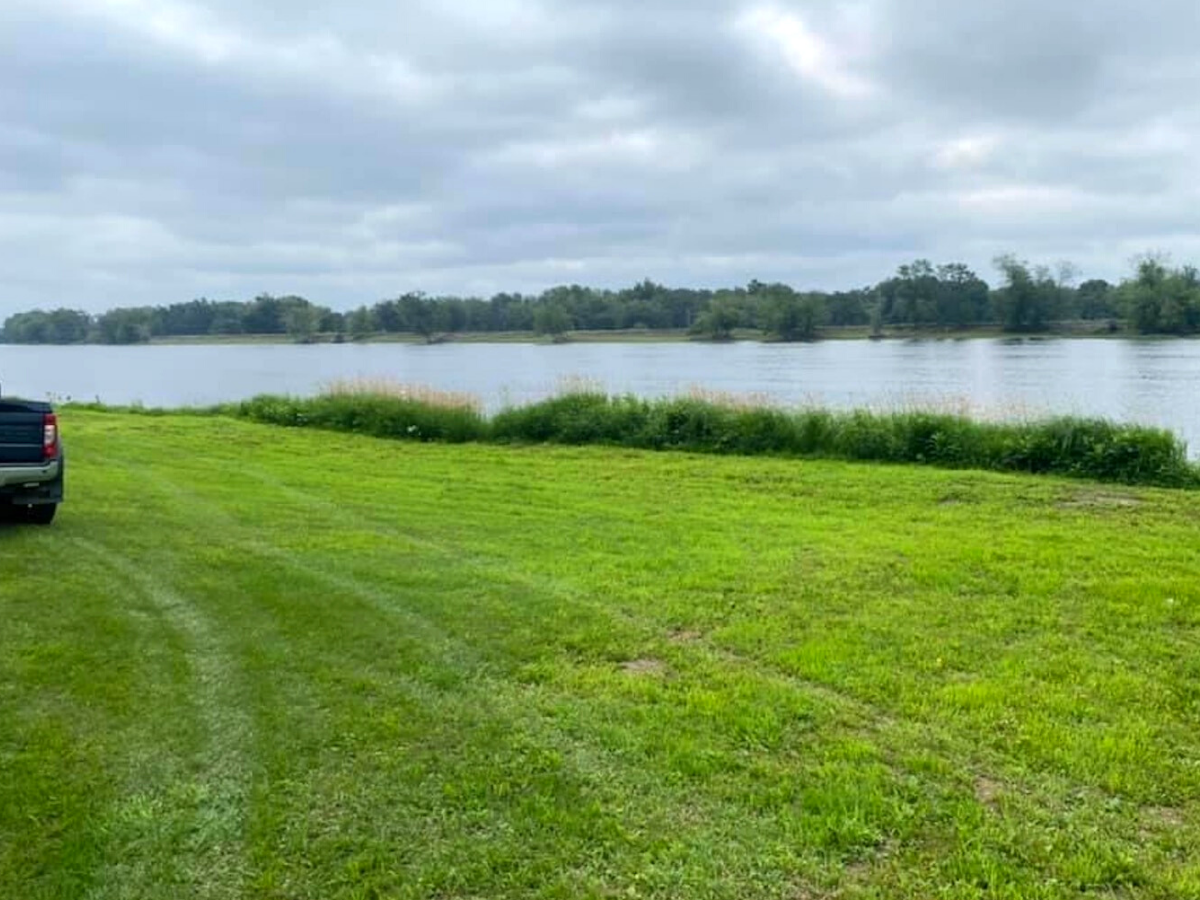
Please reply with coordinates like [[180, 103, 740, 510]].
[[735, 4, 875, 98], [486, 129, 709, 172], [2, 0, 1200, 311], [53, 0, 246, 64], [934, 135, 1000, 171], [35, 0, 439, 105]]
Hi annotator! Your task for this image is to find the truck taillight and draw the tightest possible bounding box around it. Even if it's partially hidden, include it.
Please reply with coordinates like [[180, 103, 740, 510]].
[[43, 413, 58, 461]]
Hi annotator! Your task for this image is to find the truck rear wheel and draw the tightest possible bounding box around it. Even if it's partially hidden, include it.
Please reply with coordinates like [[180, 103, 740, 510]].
[[25, 504, 57, 526]]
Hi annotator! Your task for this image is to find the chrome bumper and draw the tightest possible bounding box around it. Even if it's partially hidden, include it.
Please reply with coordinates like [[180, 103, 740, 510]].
[[0, 459, 61, 489]]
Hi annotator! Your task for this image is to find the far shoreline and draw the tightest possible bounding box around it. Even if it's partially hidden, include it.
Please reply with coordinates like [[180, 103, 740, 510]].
[[5, 321, 1188, 348]]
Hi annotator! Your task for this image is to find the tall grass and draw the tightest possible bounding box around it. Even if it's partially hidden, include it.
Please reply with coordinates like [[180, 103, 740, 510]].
[[236, 379, 485, 443], [321, 377, 481, 411], [231, 385, 1200, 488]]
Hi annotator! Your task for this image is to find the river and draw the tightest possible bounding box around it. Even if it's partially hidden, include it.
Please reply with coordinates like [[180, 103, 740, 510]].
[[2, 338, 1199, 455]]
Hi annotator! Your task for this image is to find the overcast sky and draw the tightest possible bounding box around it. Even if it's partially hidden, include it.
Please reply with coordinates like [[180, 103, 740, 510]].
[[2, 0, 1198, 313]]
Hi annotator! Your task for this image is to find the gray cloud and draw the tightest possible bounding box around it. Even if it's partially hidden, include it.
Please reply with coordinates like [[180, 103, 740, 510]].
[[1, 0, 1198, 313]]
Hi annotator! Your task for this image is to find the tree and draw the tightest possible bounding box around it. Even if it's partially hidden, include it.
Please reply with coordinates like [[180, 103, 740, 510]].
[[1, 309, 91, 344], [372, 299, 404, 333], [319, 309, 346, 336], [7, 262, 1200, 345], [875, 261, 992, 329], [400, 292, 437, 340], [488, 293, 534, 331], [893, 259, 939, 326], [284, 303, 321, 343], [433, 298, 468, 334], [1118, 256, 1200, 335], [691, 294, 742, 340], [992, 255, 1060, 332], [533, 303, 572, 340], [663, 288, 709, 330], [210, 303, 245, 335], [1077, 279, 1115, 320], [869, 302, 884, 338], [95, 308, 152, 344], [155, 299, 217, 336], [936, 263, 991, 327], [1, 312, 49, 343], [1121, 256, 1170, 333], [242, 294, 288, 334], [761, 286, 826, 341], [347, 307, 375, 341], [826, 289, 871, 327]]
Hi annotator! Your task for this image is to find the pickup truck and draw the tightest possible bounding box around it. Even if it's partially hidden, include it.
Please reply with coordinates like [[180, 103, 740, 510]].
[[0, 397, 63, 525]]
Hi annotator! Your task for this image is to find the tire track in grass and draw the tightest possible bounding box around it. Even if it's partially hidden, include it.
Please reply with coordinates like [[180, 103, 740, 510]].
[[231, 460, 1186, 874], [135, 444, 1130, 809], [238, 462, 888, 716], [82, 459, 765, 892], [76, 420, 1189, 893], [80, 431, 1162, 895], [86, 443, 470, 661], [69, 537, 253, 900], [55, 428, 843, 895], [134, 469, 478, 672], [100, 456, 860, 885]]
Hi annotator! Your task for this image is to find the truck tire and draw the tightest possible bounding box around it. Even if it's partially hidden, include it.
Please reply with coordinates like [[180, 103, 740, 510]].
[[25, 504, 57, 526]]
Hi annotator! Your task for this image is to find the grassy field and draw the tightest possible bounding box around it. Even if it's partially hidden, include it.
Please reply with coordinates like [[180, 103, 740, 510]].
[[3, 411, 1200, 899]]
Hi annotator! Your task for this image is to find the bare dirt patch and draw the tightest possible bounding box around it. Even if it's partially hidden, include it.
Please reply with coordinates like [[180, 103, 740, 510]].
[[937, 490, 980, 506], [621, 658, 667, 675], [975, 777, 1003, 809], [784, 885, 829, 900], [1057, 491, 1142, 510], [1141, 806, 1186, 830]]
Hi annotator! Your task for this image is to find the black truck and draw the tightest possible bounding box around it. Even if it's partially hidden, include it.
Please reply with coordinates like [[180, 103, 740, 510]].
[[0, 396, 63, 525]]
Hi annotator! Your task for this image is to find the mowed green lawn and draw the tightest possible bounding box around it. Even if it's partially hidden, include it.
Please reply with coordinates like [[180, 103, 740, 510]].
[[3, 412, 1200, 899]]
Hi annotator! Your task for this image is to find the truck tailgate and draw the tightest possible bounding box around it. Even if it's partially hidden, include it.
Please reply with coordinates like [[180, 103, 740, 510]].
[[0, 408, 47, 464]]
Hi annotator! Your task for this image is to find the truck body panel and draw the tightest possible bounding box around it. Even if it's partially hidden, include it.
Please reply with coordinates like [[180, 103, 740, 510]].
[[0, 398, 64, 517]]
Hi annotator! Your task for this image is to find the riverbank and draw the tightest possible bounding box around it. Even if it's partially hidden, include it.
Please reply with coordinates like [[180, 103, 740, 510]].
[[5, 410, 1199, 898], [123, 320, 1130, 346], [146, 328, 698, 346]]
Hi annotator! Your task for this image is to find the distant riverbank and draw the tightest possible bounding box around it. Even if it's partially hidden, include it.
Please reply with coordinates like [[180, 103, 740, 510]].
[[123, 320, 1133, 347], [147, 328, 698, 346]]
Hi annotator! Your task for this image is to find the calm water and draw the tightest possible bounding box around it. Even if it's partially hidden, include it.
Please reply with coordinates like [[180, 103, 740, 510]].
[[3, 338, 1199, 455]]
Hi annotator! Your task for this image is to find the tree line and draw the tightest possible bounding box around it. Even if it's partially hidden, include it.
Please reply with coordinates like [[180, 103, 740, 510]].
[[4, 255, 1198, 345]]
